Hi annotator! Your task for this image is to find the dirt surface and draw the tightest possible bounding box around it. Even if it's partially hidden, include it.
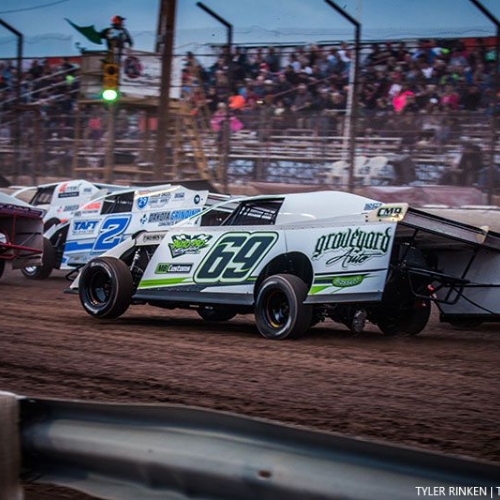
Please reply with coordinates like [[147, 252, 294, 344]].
[[1, 268, 499, 499]]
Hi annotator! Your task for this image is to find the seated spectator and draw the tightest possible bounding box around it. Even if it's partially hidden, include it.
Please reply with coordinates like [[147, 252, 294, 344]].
[[291, 83, 314, 128], [460, 83, 483, 110]]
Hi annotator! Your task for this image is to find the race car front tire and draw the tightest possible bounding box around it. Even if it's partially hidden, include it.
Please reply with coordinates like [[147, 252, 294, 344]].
[[21, 237, 55, 280], [255, 274, 312, 340], [79, 257, 133, 319], [0, 259, 4, 280]]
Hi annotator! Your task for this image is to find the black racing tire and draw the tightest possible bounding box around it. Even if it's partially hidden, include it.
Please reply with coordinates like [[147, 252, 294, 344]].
[[448, 319, 483, 330], [21, 237, 55, 280], [78, 257, 133, 319], [377, 298, 432, 336], [255, 274, 312, 340], [0, 259, 5, 280], [43, 217, 60, 232], [197, 305, 237, 322]]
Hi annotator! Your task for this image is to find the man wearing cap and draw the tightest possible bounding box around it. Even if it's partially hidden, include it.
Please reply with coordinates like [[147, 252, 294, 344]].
[[101, 15, 134, 53]]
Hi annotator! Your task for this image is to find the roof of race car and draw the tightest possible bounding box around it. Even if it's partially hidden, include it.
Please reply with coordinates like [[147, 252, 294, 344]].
[[192, 190, 382, 225], [14, 180, 126, 192], [0, 191, 33, 208]]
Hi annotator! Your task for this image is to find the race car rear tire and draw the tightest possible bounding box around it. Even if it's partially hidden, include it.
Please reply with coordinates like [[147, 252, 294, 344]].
[[377, 297, 431, 336], [79, 257, 133, 319], [448, 319, 483, 330], [197, 305, 237, 322], [255, 274, 312, 340], [21, 237, 55, 280], [0, 259, 4, 280]]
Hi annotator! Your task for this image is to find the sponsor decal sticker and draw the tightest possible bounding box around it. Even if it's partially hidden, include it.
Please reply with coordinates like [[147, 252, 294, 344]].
[[313, 227, 392, 268], [82, 201, 102, 212], [148, 211, 171, 223], [331, 274, 367, 287], [364, 202, 382, 210], [58, 191, 79, 198], [376, 205, 403, 217], [155, 263, 193, 274], [142, 233, 164, 243], [171, 208, 201, 221], [149, 192, 171, 208], [137, 196, 149, 209], [168, 234, 212, 258], [63, 204, 80, 213], [72, 220, 99, 234]]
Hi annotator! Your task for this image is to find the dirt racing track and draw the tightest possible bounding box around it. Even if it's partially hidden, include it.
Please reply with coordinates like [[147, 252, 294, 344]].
[[1, 269, 499, 499]]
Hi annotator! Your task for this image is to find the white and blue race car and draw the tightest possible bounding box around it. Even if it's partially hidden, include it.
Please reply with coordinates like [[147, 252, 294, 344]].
[[69, 190, 500, 339], [23, 184, 227, 279], [12, 179, 124, 230]]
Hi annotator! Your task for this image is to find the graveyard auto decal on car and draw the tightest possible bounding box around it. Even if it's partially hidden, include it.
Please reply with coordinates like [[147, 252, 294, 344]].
[[308, 224, 395, 296], [138, 230, 281, 291]]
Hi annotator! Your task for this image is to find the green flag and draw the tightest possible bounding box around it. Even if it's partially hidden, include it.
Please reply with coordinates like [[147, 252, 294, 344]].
[[65, 18, 103, 45]]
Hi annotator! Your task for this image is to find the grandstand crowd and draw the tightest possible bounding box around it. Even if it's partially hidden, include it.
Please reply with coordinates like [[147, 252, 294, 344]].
[[0, 36, 498, 186], [181, 37, 499, 144]]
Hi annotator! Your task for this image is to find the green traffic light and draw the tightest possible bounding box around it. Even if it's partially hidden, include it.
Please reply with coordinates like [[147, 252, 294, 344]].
[[102, 89, 118, 101]]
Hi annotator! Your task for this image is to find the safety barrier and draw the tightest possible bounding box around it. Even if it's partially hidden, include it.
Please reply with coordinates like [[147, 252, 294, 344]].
[[1, 391, 499, 500]]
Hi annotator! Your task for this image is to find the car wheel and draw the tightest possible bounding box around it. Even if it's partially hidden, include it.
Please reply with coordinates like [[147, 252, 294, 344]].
[[377, 298, 431, 336], [21, 237, 55, 280], [197, 305, 237, 322], [0, 259, 5, 280], [79, 257, 133, 319], [448, 319, 483, 330], [255, 274, 312, 340]]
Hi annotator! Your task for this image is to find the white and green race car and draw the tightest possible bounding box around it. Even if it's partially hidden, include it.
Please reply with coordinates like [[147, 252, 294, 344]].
[[69, 190, 500, 339]]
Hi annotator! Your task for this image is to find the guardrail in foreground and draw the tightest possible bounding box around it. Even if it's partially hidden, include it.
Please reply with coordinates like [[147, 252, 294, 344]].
[[1, 391, 499, 500]]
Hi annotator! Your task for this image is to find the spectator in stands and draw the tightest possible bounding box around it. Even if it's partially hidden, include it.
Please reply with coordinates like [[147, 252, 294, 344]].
[[460, 83, 483, 111], [313, 88, 338, 136], [291, 83, 314, 128], [28, 59, 43, 80], [336, 42, 351, 75], [205, 85, 221, 113], [264, 47, 280, 73], [440, 83, 460, 110], [370, 96, 391, 135], [247, 48, 265, 77], [86, 112, 103, 148], [232, 47, 248, 83], [273, 71, 293, 99]]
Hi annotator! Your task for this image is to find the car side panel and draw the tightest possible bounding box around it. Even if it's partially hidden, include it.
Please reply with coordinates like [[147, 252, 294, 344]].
[[60, 188, 207, 269], [135, 222, 396, 305]]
